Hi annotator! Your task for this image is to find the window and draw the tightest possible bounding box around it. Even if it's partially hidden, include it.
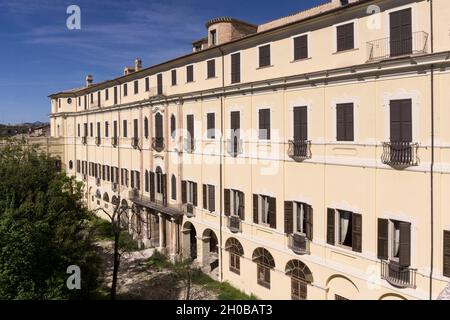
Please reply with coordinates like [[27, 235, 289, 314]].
[[258, 108, 271, 140], [390, 8, 412, 57], [293, 34, 308, 60], [134, 80, 139, 95], [84, 95, 87, 109], [327, 208, 362, 252], [230, 252, 240, 274], [294, 202, 311, 236], [90, 93, 93, 104], [336, 22, 354, 52], [258, 44, 271, 68], [144, 171, 149, 192], [121, 168, 129, 186], [105, 88, 109, 101], [171, 175, 177, 200], [186, 114, 194, 141], [210, 29, 217, 46], [78, 97, 81, 107], [145, 77, 150, 91], [253, 194, 276, 229], [97, 91, 101, 107], [157, 74, 163, 95], [96, 122, 101, 138], [336, 103, 354, 141], [224, 189, 245, 219], [207, 60, 215, 78], [90, 123, 93, 137], [114, 87, 118, 104], [231, 53, 241, 84], [182, 181, 198, 206], [257, 265, 270, 289], [207, 113, 215, 139], [68, 160, 73, 170], [170, 114, 176, 139], [293, 106, 307, 140], [83, 123, 88, 137], [155, 113, 163, 139], [123, 120, 128, 138], [202, 184, 215, 212], [105, 121, 109, 138], [171, 70, 177, 86], [123, 83, 128, 96], [77, 124, 80, 137], [144, 117, 149, 139], [377, 218, 411, 267], [253, 248, 275, 289], [226, 238, 244, 275], [133, 119, 138, 139], [444, 230, 450, 277], [186, 65, 194, 83], [76, 160, 80, 173], [131, 170, 140, 190], [390, 99, 412, 143], [113, 121, 118, 138]]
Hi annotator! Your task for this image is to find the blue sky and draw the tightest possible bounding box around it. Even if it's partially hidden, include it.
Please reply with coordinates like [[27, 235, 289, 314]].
[[0, 0, 325, 124]]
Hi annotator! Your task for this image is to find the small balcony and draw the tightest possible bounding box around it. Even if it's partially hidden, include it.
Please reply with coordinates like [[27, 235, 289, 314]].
[[95, 177, 101, 186], [184, 203, 195, 218], [288, 140, 312, 161], [111, 137, 118, 147], [81, 136, 87, 145], [288, 233, 310, 255], [381, 260, 417, 289], [95, 136, 101, 146], [227, 216, 242, 233], [381, 142, 419, 167], [227, 137, 243, 157], [367, 31, 429, 62], [152, 137, 164, 152], [184, 138, 195, 153], [131, 137, 140, 149]]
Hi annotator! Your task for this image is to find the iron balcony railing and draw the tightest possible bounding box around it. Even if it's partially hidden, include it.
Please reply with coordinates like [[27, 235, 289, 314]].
[[152, 137, 164, 152], [131, 137, 139, 149], [183, 138, 196, 153], [288, 140, 312, 160], [95, 137, 101, 146], [227, 136, 243, 157], [288, 233, 310, 255], [381, 260, 417, 289], [367, 31, 429, 61], [81, 136, 87, 145], [382, 142, 419, 167], [111, 136, 118, 147], [227, 216, 242, 233], [184, 203, 195, 218]]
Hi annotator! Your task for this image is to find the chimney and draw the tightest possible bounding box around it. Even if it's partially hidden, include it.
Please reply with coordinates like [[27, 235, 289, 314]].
[[135, 58, 142, 72], [86, 74, 93, 87]]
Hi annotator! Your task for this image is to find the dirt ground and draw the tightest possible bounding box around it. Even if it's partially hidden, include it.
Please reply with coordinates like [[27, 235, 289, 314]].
[[95, 241, 218, 300]]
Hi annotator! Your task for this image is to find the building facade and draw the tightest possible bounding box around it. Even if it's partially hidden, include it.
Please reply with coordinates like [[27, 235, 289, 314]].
[[49, 0, 450, 300]]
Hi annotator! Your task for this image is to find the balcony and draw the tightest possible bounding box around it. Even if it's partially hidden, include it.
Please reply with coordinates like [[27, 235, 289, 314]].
[[288, 233, 310, 255], [288, 140, 312, 161], [381, 142, 419, 167], [367, 31, 429, 62], [131, 137, 140, 149], [152, 137, 164, 152], [111, 137, 118, 147], [227, 137, 243, 157], [227, 216, 242, 233], [95, 177, 101, 186], [81, 136, 87, 145], [95, 137, 101, 146], [381, 260, 417, 289], [184, 203, 195, 218], [184, 138, 195, 153], [128, 189, 183, 218]]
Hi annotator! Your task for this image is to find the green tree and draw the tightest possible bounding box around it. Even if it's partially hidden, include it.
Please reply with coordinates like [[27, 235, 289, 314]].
[[0, 139, 99, 299]]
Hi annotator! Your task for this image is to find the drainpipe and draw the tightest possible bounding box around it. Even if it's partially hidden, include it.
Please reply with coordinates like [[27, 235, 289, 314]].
[[217, 46, 225, 282], [429, 0, 435, 301]]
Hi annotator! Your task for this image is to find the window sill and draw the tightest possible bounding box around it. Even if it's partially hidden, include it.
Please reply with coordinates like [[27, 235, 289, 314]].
[[333, 48, 359, 55], [291, 57, 312, 63], [206, 76, 217, 80], [256, 65, 274, 70], [185, 81, 195, 84]]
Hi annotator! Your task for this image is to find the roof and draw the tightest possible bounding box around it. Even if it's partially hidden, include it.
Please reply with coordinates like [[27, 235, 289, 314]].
[[205, 16, 257, 29]]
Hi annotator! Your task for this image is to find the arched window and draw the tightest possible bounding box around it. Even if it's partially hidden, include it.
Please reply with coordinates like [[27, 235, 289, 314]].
[[171, 174, 177, 200], [252, 247, 275, 289], [145, 170, 149, 192], [111, 196, 119, 206], [144, 117, 149, 139], [103, 192, 110, 202], [68, 160, 73, 170], [170, 114, 176, 139], [285, 260, 313, 300], [225, 238, 244, 275]]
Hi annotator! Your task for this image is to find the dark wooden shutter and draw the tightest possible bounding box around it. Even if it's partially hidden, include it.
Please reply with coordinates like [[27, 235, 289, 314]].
[[352, 213, 362, 253], [186, 65, 194, 82], [131, 171, 135, 189], [284, 201, 293, 234], [171, 69, 177, 86], [207, 113, 215, 138], [181, 180, 187, 204], [268, 197, 277, 229], [209, 186, 215, 212], [337, 23, 354, 52], [145, 171, 149, 192], [443, 230, 450, 277], [231, 53, 241, 84], [239, 192, 245, 220], [305, 205, 313, 241], [203, 184, 207, 209], [207, 60, 215, 78], [259, 44, 271, 68], [259, 109, 270, 140], [193, 183, 198, 206], [170, 115, 176, 138], [150, 172, 155, 202], [187, 115, 194, 140], [390, 99, 412, 142], [224, 189, 230, 216], [399, 222, 411, 267], [162, 174, 167, 205], [253, 194, 259, 224], [293, 106, 308, 140], [155, 113, 163, 139], [157, 73, 163, 95], [377, 219, 389, 260], [327, 209, 335, 245], [171, 175, 176, 200], [336, 103, 354, 141], [390, 8, 412, 57], [133, 119, 138, 138], [294, 35, 308, 60]]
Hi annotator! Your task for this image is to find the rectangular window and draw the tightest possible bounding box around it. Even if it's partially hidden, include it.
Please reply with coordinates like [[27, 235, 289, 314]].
[[105, 89, 109, 101], [257, 265, 270, 289], [390, 8, 412, 57], [336, 22, 354, 52], [231, 53, 241, 84], [105, 121, 109, 137], [327, 208, 362, 253], [123, 120, 128, 138], [260, 195, 270, 225], [203, 184, 215, 212], [186, 65, 194, 83], [97, 91, 101, 107], [230, 253, 240, 275], [113, 121, 118, 138], [171, 69, 177, 86], [293, 106, 308, 140], [114, 87, 118, 104], [83, 123, 88, 137], [294, 34, 308, 60], [338, 210, 353, 248], [258, 108, 271, 140], [90, 93, 93, 104], [77, 124, 80, 137], [207, 59, 215, 78], [134, 80, 139, 95], [186, 181, 197, 205], [157, 74, 163, 95], [294, 202, 308, 234], [84, 95, 87, 109], [96, 122, 100, 138], [444, 230, 450, 277], [207, 113, 215, 139], [258, 44, 271, 68], [229, 189, 244, 218], [254, 194, 276, 229], [133, 119, 138, 138], [187, 114, 194, 140], [336, 103, 354, 141], [390, 99, 412, 142], [123, 83, 128, 96], [78, 97, 81, 107], [377, 218, 411, 267], [90, 123, 93, 137], [210, 29, 217, 46], [145, 77, 150, 91]]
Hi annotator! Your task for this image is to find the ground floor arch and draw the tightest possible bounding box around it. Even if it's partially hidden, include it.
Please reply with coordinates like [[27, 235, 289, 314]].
[[182, 221, 197, 260]]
